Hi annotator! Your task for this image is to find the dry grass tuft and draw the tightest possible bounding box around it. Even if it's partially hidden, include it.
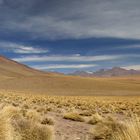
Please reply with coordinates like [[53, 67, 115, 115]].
[[79, 111, 92, 116], [91, 115, 140, 140], [90, 116, 123, 139], [1, 105, 21, 119], [0, 105, 54, 140], [12, 118, 54, 140], [63, 112, 85, 122], [41, 116, 54, 125], [112, 116, 140, 140], [25, 109, 41, 122], [88, 113, 103, 125]]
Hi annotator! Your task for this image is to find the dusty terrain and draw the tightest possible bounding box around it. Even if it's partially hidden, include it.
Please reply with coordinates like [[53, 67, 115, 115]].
[[0, 56, 140, 96]]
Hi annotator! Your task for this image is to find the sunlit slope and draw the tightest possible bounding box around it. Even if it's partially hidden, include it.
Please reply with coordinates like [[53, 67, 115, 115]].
[[0, 56, 53, 77], [0, 56, 140, 96], [0, 75, 140, 95]]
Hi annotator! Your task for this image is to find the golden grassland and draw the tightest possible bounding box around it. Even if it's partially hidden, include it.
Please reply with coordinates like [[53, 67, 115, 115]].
[[0, 91, 140, 140], [0, 75, 140, 96]]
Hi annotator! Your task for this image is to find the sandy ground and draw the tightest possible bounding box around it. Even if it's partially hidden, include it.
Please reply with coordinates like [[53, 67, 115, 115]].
[[48, 112, 93, 140]]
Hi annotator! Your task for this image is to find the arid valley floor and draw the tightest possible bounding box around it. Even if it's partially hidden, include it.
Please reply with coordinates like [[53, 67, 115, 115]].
[[0, 56, 140, 140]]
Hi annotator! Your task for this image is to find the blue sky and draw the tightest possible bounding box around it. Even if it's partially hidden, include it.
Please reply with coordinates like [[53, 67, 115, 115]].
[[0, 0, 140, 73]]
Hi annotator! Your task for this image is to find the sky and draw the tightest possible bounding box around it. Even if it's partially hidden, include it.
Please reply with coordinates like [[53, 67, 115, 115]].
[[0, 0, 140, 73]]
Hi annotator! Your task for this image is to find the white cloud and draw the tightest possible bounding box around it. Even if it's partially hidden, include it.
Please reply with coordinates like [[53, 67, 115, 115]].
[[14, 46, 48, 54], [31, 64, 97, 70], [0, 41, 48, 54], [12, 54, 124, 62], [122, 65, 140, 70]]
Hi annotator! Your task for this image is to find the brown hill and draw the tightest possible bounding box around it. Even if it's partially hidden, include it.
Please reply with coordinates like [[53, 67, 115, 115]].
[[0, 56, 140, 96], [0, 56, 54, 77]]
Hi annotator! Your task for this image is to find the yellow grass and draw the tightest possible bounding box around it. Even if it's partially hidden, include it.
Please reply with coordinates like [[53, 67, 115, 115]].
[[0, 105, 53, 140], [0, 74, 140, 96], [63, 112, 85, 122], [0, 91, 140, 139], [88, 113, 103, 125]]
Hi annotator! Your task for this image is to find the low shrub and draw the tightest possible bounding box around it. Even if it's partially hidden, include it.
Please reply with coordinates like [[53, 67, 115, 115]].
[[63, 112, 85, 122]]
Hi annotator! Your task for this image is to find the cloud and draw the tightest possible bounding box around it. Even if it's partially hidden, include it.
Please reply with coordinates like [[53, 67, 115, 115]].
[[1, 0, 140, 40], [31, 64, 97, 70], [12, 54, 124, 62], [13, 46, 48, 54], [122, 65, 140, 70], [122, 45, 140, 49], [0, 41, 48, 54]]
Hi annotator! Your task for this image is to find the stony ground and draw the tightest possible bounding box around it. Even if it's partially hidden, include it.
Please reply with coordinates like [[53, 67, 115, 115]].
[[48, 112, 93, 140]]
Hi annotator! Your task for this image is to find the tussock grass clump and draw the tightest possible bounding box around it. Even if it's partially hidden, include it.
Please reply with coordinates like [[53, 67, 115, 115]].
[[12, 117, 54, 140], [23, 104, 29, 109], [0, 106, 53, 140], [25, 109, 41, 122], [90, 116, 123, 140], [88, 113, 103, 125], [1, 105, 21, 118], [112, 116, 140, 140], [79, 111, 92, 116], [0, 106, 23, 140], [91, 115, 140, 140], [63, 112, 85, 122], [41, 116, 54, 125]]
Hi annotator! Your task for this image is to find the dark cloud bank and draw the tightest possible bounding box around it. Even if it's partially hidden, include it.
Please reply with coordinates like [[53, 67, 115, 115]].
[[1, 0, 140, 40]]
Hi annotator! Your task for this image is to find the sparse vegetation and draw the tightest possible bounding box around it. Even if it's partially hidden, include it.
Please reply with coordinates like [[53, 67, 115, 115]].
[[112, 116, 140, 140], [90, 115, 140, 140], [41, 116, 54, 125], [0, 105, 53, 140], [63, 112, 85, 122], [88, 113, 103, 125], [0, 91, 140, 140]]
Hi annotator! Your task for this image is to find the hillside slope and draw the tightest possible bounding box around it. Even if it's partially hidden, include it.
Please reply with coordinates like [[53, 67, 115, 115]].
[[0, 56, 54, 77], [0, 56, 140, 95]]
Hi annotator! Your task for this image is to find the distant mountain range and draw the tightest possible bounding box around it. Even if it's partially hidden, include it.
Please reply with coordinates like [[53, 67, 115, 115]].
[[69, 67, 140, 77]]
